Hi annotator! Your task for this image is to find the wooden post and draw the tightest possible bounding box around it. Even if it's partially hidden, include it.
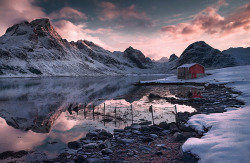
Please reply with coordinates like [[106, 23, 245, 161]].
[[115, 107, 117, 127], [149, 105, 154, 125], [175, 105, 178, 125], [131, 104, 133, 124], [103, 103, 106, 126], [92, 104, 95, 120]]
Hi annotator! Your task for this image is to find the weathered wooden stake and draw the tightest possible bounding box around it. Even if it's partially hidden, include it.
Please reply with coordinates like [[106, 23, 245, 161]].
[[103, 103, 106, 126], [92, 104, 95, 120], [131, 104, 133, 124], [175, 105, 178, 125]]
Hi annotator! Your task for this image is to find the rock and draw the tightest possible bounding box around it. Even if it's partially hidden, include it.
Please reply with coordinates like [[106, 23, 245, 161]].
[[75, 155, 86, 163], [101, 148, 113, 155], [98, 143, 107, 150], [148, 93, 162, 99], [67, 141, 80, 150], [139, 121, 152, 125], [119, 139, 135, 144], [82, 143, 98, 149], [142, 137, 154, 142], [140, 126, 151, 133], [87, 158, 102, 163], [132, 130, 142, 135], [149, 125, 163, 131], [150, 134, 158, 139], [169, 123, 180, 133], [155, 151, 163, 156], [131, 124, 141, 130], [86, 131, 98, 138], [173, 132, 188, 142], [114, 129, 124, 133], [159, 122, 170, 129], [98, 129, 113, 140], [139, 146, 152, 152], [179, 124, 195, 132]]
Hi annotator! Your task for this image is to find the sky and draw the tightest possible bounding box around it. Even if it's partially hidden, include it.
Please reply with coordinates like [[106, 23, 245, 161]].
[[0, 0, 249, 60]]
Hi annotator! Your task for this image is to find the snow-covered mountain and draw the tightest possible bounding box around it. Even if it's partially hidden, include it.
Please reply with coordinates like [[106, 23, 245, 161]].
[[222, 47, 250, 65], [0, 18, 157, 77], [175, 41, 236, 69], [153, 57, 169, 63]]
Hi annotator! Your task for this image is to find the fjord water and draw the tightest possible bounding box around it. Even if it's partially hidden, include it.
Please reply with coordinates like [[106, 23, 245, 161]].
[[0, 75, 195, 158]]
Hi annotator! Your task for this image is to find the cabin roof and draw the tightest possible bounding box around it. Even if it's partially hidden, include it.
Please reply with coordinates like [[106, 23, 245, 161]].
[[178, 63, 203, 69]]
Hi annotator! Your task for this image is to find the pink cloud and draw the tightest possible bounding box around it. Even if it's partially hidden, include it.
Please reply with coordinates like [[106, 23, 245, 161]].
[[98, 2, 152, 27], [53, 20, 113, 51], [49, 7, 88, 20], [0, 0, 46, 36], [161, 1, 250, 39]]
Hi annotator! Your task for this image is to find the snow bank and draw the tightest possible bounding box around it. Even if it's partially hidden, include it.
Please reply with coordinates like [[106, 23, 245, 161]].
[[181, 65, 250, 162]]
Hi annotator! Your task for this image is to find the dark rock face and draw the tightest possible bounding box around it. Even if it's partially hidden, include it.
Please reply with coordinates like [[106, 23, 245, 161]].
[[123, 46, 152, 69], [67, 141, 80, 150], [169, 54, 178, 62], [176, 41, 236, 68]]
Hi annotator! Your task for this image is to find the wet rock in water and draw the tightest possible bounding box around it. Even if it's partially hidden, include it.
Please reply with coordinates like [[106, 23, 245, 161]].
[[67, 141, 80, 150], [101, 148, 113, 155], [155, 151, 163, 156], [75, 155, 86, 163], [173, 132, 188, 142], [82, 143, 98, 149], [139, 121, 152, 125], [119, 139, 135, 144], [159, 122, 170, 130], [148, 93, 162, 99]]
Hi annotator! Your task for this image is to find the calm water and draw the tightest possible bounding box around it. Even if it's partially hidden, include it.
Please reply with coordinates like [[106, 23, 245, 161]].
[[0, 75, 196, 158]]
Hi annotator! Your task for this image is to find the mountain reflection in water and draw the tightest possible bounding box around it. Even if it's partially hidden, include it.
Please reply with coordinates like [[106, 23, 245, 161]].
[[0, 75, 196, 158]]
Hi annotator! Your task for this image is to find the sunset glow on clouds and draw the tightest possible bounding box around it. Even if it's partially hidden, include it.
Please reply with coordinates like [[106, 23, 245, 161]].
[[0, 0, 249, 59]]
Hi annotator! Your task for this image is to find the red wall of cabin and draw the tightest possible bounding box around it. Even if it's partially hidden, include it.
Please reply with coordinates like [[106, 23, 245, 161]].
[[189, 64, 204, 77]]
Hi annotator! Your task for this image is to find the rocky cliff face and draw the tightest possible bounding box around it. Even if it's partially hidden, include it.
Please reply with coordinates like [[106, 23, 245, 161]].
[[222, 47, 250, 65], [175, 41, 236, 68], [0, 18, 154, 77]]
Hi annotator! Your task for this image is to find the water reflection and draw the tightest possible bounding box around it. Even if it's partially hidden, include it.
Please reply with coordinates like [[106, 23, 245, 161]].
[[0, 75, 197, 158]]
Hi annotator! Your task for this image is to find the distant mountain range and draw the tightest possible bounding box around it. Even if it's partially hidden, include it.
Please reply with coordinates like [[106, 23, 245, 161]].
[[0, 18, 249, 77]]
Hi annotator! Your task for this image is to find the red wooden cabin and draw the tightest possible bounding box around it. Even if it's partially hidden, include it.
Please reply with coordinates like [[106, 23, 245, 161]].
[[177, 63, 205, 79]]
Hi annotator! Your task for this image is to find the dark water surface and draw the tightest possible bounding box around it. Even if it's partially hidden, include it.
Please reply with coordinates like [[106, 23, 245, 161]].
[[0, 75, 195, 158]]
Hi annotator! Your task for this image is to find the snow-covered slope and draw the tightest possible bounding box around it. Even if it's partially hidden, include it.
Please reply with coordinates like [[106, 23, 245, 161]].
[[179, 65, 250, 163], [223, 47, 250, 65], [0, 18, 157, 77]]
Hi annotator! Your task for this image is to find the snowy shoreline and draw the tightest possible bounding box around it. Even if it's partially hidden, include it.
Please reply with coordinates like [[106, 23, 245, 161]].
[[141, 65, 250, 162]]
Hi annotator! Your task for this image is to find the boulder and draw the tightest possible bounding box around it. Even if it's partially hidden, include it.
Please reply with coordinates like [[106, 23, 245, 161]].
[[67, 141, 80, 150]]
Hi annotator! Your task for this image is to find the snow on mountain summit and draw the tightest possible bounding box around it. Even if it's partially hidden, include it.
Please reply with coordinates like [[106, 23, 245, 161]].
[[0, 18, 156, 77]]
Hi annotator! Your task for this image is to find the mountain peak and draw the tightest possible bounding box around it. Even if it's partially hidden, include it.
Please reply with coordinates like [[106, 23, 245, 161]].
[[30, 18, 52, 28]]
